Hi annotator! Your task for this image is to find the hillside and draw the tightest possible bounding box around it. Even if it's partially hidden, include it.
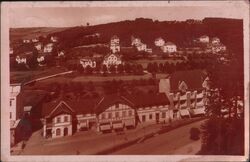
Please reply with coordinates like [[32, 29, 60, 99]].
[[9, 27, 69, 42]]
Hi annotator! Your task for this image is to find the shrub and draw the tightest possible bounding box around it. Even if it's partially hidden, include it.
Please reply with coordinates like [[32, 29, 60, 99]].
[[190, 127, 201, 140]]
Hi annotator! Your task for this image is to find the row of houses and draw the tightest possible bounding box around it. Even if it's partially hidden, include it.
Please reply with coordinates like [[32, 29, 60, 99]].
[[110, 35, 177, 54]]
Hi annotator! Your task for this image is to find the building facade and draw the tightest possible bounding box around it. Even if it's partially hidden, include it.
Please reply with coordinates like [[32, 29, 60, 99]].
[[110, 35, 120, 53], [103, 53, 122, 67], [199, 35, 210, 43], [154, 37, 165, 47], [161, 42, 177, 53], [80, 58, 97, 68], [159, 70, 209, 118]]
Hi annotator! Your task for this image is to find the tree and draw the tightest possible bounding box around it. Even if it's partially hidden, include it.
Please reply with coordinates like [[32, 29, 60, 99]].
[[124, 63, 131, 73], [85, 65, 93, 74], [147, 63, 153, 73], [199, 58, 244, 155], [117, 64, 124, 74], [109, 65, 116, 74], [102, 64, 108, 74]]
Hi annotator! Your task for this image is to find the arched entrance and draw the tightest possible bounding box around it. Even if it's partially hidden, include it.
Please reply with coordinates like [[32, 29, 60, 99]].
[[64, 127, 68, 136]]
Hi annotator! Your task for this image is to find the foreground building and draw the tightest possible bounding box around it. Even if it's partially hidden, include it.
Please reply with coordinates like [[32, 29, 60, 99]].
[[41, 93, 172, 138], [159, 70, 209, 118]]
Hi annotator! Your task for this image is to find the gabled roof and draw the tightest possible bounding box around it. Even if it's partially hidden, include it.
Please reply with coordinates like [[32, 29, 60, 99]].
[[169, 70, 207, 91], [124, 93, 170, 108], [164, 42, 176, 46], [200, 35, 209, 38], [104, 53, 121, 59], [94, 94, 135, 114], [111, 35, 119, 40], [155, 37, 164, 41]]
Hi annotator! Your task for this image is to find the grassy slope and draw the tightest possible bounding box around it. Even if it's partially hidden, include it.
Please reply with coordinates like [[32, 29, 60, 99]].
[[9, 27, 70, 42]]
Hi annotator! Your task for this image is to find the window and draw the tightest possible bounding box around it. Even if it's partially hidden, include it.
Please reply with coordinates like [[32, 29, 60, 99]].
[[149, 114, 152, 119], [56, 128, 61, 136], [108, 112, 112, 118], [162, 112, 166, 118], [128, 110, 132, 116], [56, 117, 61, 123], [64, 116, 68, 122], [115, 112, 119, 118], [142, 115, 146, 122], [122, 111, 126, 117], [102, 113, 106, 119]]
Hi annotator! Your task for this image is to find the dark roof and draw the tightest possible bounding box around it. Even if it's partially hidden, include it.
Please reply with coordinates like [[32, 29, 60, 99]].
[[124, 93, 170, 108], [94, 94, 134, 114], [42, 96, 101, 118], [169, 70, 207, 91]]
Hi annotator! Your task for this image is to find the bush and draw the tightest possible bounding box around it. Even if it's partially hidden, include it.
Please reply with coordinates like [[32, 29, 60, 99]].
[[190, 127, 200, 140]]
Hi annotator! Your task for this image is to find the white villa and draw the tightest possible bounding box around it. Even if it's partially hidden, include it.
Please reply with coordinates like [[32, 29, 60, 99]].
[[211, 37, 220, 44], [103, 53, 122, 67], [43, 43, 54, 53], [16, 56, 27, 64], [161, 42, 177, 53], [199, 35, 210, 43], [110, 35, 120, 53], [131, 37, 142, 46], [80, 58, 97, 68], [154, 37, 165, 47]]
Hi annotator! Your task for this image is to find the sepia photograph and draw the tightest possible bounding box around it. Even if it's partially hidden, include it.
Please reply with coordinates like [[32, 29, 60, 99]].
[[1, 1, 249, 162]]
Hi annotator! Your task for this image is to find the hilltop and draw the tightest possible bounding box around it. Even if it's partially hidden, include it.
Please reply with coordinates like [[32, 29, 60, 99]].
[[44, 17, 243, 57], [10, 27, 69, 43]]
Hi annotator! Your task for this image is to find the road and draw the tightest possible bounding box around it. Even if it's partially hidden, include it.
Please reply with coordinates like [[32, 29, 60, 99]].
[[111, 120, 205, 155]]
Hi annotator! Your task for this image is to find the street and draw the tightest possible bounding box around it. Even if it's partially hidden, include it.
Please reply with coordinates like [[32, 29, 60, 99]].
[[111, 120, 205, 155], [13, 118, 205, 155]]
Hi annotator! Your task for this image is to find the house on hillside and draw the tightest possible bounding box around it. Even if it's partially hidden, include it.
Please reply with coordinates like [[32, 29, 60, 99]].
[[43, 43, 54, 53], [154, 37, 165, 47], [50, 36, 58, 43], [131, 37, 142, 46], [211, 43, 227, 54], [110, 35, 120, 53], [31, 38, 39, 43], [80, 58, 96, 68], [23, 39, 31, 44], [159, 70, 209, 118], [103, 53, 122, 67], [211, 37, 220, 45], [15, 52, 33, 64], [34, 42, 43, 51], [136, 43, 147, 52], [37, 54, 47, 66], [198, 35, 209, 43], [161, 42, 177, 53]]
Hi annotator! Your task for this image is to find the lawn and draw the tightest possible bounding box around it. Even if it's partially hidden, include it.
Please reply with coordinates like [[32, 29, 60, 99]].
[[132, 59, 186, 69]]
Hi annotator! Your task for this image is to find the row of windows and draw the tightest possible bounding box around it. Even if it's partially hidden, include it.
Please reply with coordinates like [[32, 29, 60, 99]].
[[100, 110, 133, 119], [141, 112, 167, 122], [55, 115, 70, 123]]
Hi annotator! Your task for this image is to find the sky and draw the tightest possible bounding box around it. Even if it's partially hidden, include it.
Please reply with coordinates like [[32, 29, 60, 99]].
[[9, 5, 245, 28]]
